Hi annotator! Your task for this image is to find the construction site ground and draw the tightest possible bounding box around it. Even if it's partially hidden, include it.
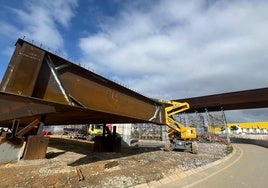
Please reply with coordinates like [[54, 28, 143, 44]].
[[0, 135, 228, 188]]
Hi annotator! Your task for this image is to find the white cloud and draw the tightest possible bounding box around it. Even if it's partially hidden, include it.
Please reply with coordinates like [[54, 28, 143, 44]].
[[1, 0, 78, 51], [79, 0, 268, 99], [80, 35, 117, 55], [40, 0, 78, 27], [78, 0, 268, 121], [0, 21, 20, 37]]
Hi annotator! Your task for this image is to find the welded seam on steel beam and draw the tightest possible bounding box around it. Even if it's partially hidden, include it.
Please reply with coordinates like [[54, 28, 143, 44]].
[[45, 54, 72, 105]]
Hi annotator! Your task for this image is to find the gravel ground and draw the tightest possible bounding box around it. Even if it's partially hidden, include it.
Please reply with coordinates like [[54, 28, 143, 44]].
[[0, 136, 228, 188]]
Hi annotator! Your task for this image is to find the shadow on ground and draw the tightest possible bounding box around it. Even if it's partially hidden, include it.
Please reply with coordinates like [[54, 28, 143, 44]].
[[48, 137, 164, 167]]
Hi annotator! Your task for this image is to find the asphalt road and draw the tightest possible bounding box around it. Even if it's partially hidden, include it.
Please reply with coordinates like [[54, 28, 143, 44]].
[[161, 144, 268, 188]]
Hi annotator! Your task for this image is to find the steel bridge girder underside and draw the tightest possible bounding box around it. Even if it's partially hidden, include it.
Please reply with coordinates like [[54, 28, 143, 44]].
[[0, 39, 164, 127]]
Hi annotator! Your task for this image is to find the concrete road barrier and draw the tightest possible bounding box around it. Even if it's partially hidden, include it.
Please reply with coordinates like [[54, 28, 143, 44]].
[[231, 137, 268, 148]]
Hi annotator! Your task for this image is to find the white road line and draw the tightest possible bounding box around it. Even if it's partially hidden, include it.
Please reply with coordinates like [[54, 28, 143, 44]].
[[183, 145, 243, 188]]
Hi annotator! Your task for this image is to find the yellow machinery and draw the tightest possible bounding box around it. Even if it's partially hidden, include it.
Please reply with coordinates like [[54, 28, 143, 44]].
[[160, 100, 198, 153], [86, 124, 104, 141]]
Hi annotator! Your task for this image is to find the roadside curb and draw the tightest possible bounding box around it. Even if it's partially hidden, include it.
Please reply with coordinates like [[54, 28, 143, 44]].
[[133, 144, 236, 188]]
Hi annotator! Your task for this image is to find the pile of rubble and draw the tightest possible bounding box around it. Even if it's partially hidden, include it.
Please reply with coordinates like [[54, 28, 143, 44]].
[[0, 136, 228, 188]]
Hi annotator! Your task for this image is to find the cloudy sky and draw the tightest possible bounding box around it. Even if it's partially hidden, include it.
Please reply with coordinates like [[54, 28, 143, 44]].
[[0, 0, 268, 122]]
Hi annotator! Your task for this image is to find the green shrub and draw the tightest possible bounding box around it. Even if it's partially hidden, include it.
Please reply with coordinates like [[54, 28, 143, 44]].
[[226, 145, 233, 155]]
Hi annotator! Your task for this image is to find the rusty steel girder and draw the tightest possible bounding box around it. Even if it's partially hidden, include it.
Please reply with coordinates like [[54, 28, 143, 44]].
[[0, 39, 164, 127], [1, 38, 268, 127], [175, 87, 268, 113]]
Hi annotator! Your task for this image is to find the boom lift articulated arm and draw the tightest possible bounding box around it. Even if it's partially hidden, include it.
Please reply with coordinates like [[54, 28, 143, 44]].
[[159, 99, 198, 153]]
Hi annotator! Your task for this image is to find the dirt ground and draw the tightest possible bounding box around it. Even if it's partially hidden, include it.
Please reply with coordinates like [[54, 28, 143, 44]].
[[0, 135, 228, 188]]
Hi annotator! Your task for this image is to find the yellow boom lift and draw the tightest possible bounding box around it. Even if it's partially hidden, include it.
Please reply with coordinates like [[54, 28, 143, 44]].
[[160, 100, 198, 153]]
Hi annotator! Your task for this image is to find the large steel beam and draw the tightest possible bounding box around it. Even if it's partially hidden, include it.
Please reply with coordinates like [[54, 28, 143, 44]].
[[0, 39, 164, 126], [0, 92, 160, 126], [175, 88, 268, 113], [1, 38, 268, 127]]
